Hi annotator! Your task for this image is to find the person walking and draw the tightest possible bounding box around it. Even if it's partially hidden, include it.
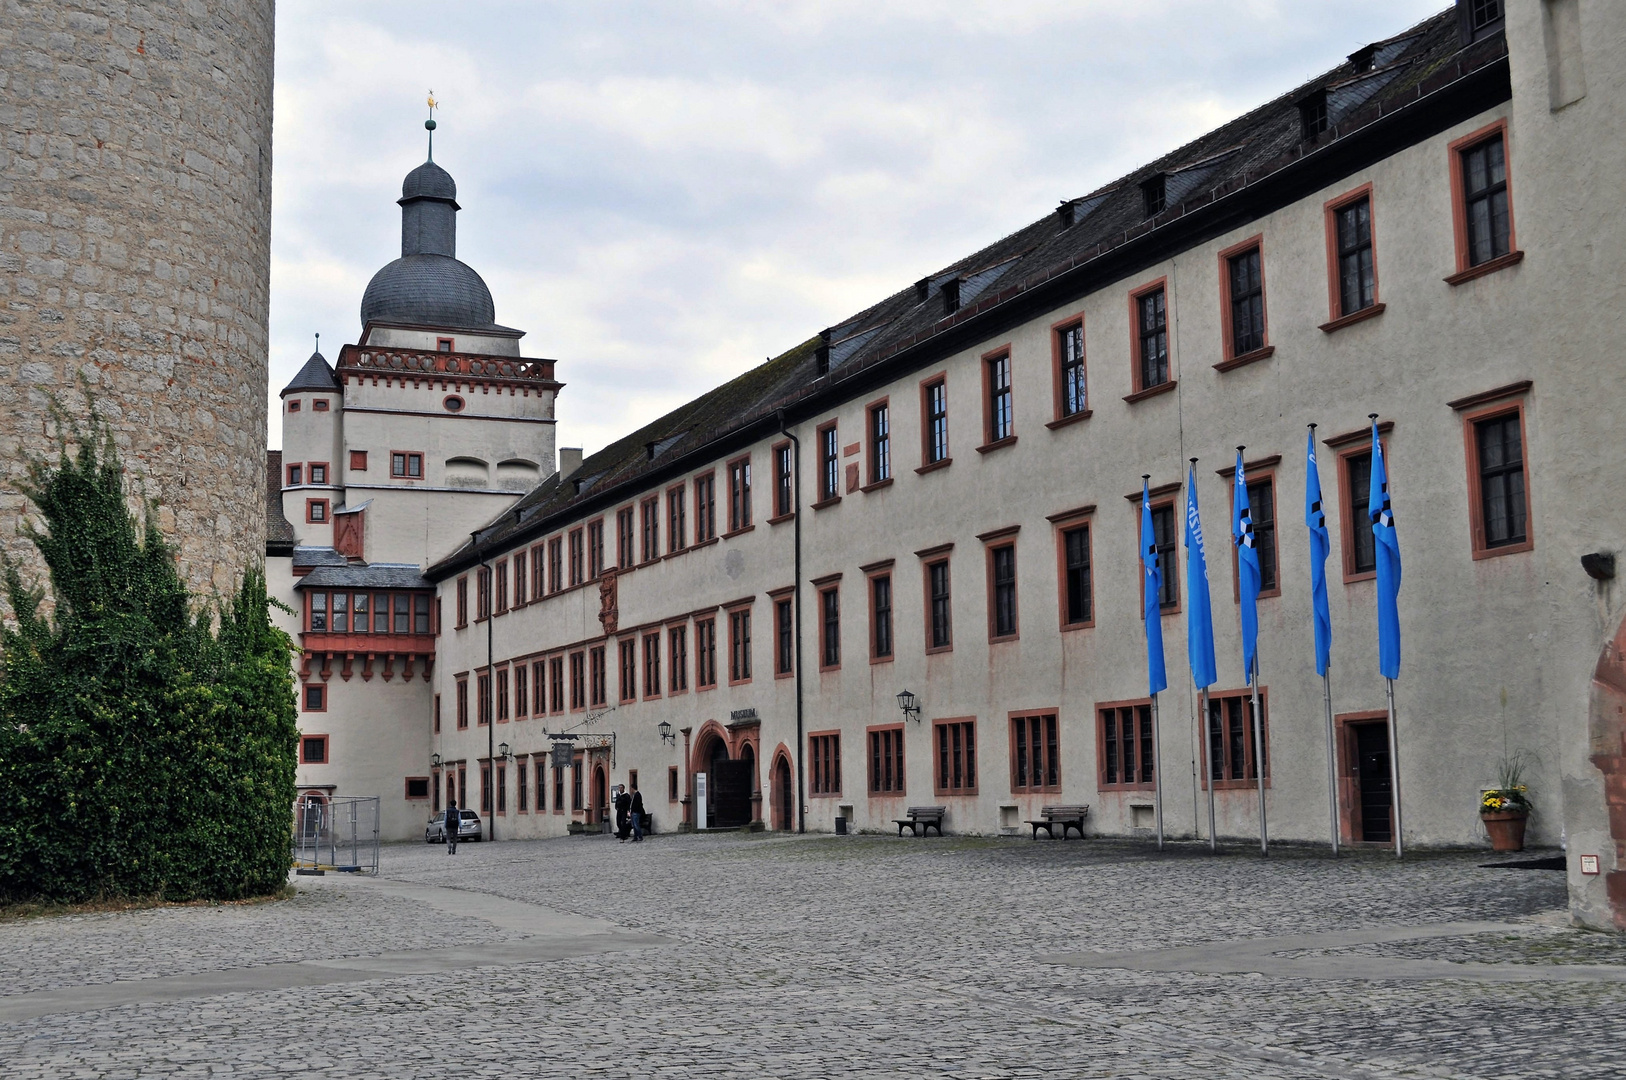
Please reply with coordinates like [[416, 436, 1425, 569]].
[[630, 781, 646, 842], [445, 797, 460, 855]]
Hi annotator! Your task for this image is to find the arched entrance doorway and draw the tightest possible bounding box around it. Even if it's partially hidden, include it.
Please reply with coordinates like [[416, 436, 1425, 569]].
[[593, 765, 608, 827], [772, 753, 793, 831], [696, 730, 752, 829]]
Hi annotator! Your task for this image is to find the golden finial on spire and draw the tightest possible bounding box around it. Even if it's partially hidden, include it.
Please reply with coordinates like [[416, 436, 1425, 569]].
[[425, 90, 439, 161]]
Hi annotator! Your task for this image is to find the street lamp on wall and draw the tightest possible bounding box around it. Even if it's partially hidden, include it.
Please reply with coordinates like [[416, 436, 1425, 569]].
[[431, 753, 442, 768], [896, 689, 921, 723], [658, 721, 676, 746], [498, 742, 511, 759]]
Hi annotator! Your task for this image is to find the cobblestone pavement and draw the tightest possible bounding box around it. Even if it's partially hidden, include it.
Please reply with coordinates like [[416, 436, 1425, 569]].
[[1, 832, 1621, 1078]]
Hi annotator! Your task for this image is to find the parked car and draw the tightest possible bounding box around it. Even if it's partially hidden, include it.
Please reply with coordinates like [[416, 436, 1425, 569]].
[[425, 809, 483, 843]]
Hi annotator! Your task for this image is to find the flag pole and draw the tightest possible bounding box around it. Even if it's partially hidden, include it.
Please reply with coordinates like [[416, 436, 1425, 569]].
[[1252, 654, 1267, 855], [1152, 691, 1165, 850], [1386, 677, 1403, 858], [1202, 687, 1216, 852], [1323, 670, 1340, 856]]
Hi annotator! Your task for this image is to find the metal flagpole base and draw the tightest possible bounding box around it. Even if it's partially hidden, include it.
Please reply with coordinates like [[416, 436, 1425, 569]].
[[1151, 692, 1164, 850], [1386, 678, 1403, 859], [1252, 658, 1267, 856], [1202, 688, 1216, 853], [1323, 671, 1340, 856]]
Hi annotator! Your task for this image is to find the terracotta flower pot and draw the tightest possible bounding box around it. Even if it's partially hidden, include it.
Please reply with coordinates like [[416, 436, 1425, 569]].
[[1481, 810, 1528, 852]]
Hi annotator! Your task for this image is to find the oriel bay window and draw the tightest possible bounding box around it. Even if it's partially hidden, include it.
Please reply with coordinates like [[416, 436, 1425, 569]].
[[1203, 689, 1269, 788], [619, 639, 637, 703], [1468, 404, 1530, 556], [1098, 700, 1154, 789], [934, 718, 976, 795], [810, 732, 841, 795], [868, 726, 905, 795], [1010, 712, 1059, 793]]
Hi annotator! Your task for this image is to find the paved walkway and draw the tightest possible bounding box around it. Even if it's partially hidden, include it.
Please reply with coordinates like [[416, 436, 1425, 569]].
[[1, 833, 1621, 1078]]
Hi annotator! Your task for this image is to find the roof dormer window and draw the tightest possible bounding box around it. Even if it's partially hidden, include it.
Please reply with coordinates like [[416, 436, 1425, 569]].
[[941, 278, 961, 316], [1298, 90, 1329, 139], [437, 338, 454, 352], [1349, 45, 1377, 74], [1141, 174, 1167, 218], [1459, 0, 1503, 42]]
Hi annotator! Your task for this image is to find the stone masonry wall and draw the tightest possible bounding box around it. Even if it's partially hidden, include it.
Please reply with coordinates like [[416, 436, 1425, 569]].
[[0, 0, 274, 596]]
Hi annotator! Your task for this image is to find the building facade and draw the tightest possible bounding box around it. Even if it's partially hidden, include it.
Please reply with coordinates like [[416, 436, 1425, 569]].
[[268, 155, 565, 842], [2, 0, 275, 594], [280, 2, 1626, 932]]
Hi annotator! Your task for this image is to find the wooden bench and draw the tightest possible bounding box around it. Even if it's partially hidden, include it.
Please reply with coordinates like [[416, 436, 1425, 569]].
[[1027, 804, 1090, 839], [894, 805, 946, 837]]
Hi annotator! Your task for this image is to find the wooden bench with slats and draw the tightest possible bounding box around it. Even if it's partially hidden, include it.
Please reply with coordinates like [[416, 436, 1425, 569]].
[[1026, 804, 1090, 839], [894, 805, 946, 837]]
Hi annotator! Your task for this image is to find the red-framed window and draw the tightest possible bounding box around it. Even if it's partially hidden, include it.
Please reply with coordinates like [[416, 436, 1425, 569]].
[[406, 776, 430, 801], [816, 421, 840, 503], [643, 632, 662, 699], [476, 671, 491, 726], [299, 733, 328, 763], [1201, 688, 1270, 790], [616, 507, 635, 570], [669, 625, 689, 693], [981, 348, 1014, 447], [727, 455, 752, 532], [1010, 712, 1060, 793], [619, 639, 637, 703], [587, 519, 605, 578], [513, 554, 527, 609], [868, 569, 893, 662], [548, 537, 564, 593], [809, 731, 841, 795], [549, 656, 565, 713], [728, 606, 752, 684], [1055, 515, 1094, 630], [695, 617, 718, 689], [476, 566, 491, 620], [933, 718, 977, 795], [590, 645, 607, 707], [867, 725, 905, 796], [308, 462, 329, 485], [920, 375, 949, 468], [817, 583, 840, 671], [667, 485, 687, 553], [923, 555, 952, 653], [1462, 398, 1531, 558], [1128, 279, 1172, 396], [985, 539, 1019, 643], [569, 529, 584, 586], [306, 498, 329, 523], [1322, 183, 1381, 327], [456, 676, 469, 729], [771, 443, 793, 518], [1097, 699, 1154, 790], [867, 399, 891, 484], [302, 683, 326, 713], [287, 399, 301, 413], [694, 473, 717, 541], [495, 667, 509, 722], [640, 498, 659, 562], [494, 559, 509, 613], [531, 546, 546, 601], [349, 450, 367, 472], [390, 451, 424, 479], [455, 576, 468, 628], [1218, 235, 1270, 365], [286, 462, 303, 486], [569, 651, 586, 711], [1449, 120, 1517, 277], [1051, 316, 1088, 424]]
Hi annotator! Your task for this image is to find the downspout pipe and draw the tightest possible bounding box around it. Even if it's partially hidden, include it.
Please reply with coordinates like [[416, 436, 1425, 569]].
[[778, 409, 806, 834], [473, 529, 495, 842]]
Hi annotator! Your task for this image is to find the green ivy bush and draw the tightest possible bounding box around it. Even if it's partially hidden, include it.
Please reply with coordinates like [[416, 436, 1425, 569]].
[[0, 426, 297, 903]]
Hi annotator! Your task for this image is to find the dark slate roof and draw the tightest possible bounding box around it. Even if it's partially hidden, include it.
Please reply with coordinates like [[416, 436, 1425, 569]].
[[402, 160, 457, 204], [295, 564, 433, 590], [292, 546, 349, 567], [360, 253, 499, 331], [280, 350, 339, 396], [266, 450, 295, 555], [430, 7, 1505, 580]]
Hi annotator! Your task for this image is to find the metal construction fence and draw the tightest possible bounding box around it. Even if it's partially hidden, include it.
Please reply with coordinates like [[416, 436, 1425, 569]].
[[292, 794, 380, 875]]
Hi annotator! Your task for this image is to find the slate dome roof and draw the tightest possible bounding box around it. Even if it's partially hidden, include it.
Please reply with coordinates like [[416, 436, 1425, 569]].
[[360, 253, 498, 330], [401, 160, 457, 204]]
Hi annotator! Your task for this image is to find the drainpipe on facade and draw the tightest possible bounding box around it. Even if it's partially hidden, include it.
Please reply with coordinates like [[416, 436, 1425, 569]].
[[778, 410, 806, 833], [473, 529, 496, 841]]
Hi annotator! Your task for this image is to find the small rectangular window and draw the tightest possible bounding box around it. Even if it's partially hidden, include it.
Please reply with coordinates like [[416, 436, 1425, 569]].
[[1099, 702, 1155, 788], [729, 608, 752, 683], [775, 598, 794, 675], [868, 727, 905, 795], [1151, 502, 1179, 610], [818, 423, 840, 501], [513, 555, 527, 608], [306, 499, 328, 523], [810, 733, 841, 795], [989, 544, 1017, 640], [287, 399, 301, 413], [696, 618, 718, 689], [1204, 690, 1269, 786], [303, 684, 325, 712], [927, 559, 952, 651], [1475, 411, 1528, 550], [1227, 247, 1265, 358], [300, 734, 328, 763], [934, 719, 977, 794], [286, 463, 302, 486], [437, 337, 454, 352], [870, 575, 893, 660], [390, 452, 423, 478], [1061, 524, 1092, 627], [309, 463, 327, 485], [644, 633, 662, 698], [728, 457, 752, 530], [1461, 135, 1510, 267], [985, 354, 1013, 443], [1056, 323, 1086, 419], [1344, 450, 1376, 576], [668, 487, 687, 552], [1298, 90, 1328, 139], [406, 777, 430, 800], [1135, 288, 1169, 391], [669, 626, 689, 692], [819, 587, 840, 669], [669, 765, 680, 802], [619, 640, 637, 704], [312, 399, 330, 413], [868, 403, 891, 483], [924, 380, 949, 465], [590, 646, 607, 707], [1335, 197, 1376, 316], [773, 444, 793, 517]]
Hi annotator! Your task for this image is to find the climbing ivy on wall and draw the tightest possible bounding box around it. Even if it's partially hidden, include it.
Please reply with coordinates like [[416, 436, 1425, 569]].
[[0, 422, 298, 903]]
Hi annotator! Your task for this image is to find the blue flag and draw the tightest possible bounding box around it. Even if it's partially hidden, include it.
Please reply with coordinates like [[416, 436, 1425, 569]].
[[1306, 428, 1332, 677], [1141, 480, 1168, 696], [1185, 467, 1217, 689], [1233, 451, 1262, 684], [1368, 421, 1402, 679]]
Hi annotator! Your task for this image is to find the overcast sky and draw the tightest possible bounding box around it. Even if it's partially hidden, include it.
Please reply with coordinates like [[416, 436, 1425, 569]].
[[267, 0, 1446, 456]]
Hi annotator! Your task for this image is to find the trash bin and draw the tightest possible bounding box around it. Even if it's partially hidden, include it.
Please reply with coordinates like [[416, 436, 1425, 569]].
[[835, 815, 848, 835]]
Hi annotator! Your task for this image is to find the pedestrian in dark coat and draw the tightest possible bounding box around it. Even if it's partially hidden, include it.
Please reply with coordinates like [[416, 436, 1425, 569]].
[[630, 783, 646, 842], [615, 786, 633, 842], [445, 798, 459, 854]]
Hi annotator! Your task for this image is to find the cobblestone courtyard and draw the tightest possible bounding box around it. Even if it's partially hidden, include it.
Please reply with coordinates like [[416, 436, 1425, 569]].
[[3, 832, 1623, 1078]]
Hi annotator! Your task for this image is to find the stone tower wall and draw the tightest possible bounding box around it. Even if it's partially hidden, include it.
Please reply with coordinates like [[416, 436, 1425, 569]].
[[0, 0, 274, 596]]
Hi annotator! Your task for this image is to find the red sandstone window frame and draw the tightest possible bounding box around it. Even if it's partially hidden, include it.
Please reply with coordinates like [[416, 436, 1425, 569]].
[[312, 399, 330, 413], [979, 345, 1016, 451], [667, 483, 688, 553], [920, 549, 953, 655], [864, 397, 892, 487], [1126, 278, 1175, 400], [299, 733, 329, 763], [695, 616, 718, 690], [668, 765, 680, 803], [643, 632, 663, 699], [349, 450, 368, 472], [1328, 425, 1391, 584], [512, 556, 526, 611], [865, 563, 895, 665], [1224, 463, 1283, 601], [547, 537, 563, 593], [640, 498, 660, 563], [808, 730, 842, 796], [668, 623, 689, 694], [1321, 182, 1385, 329], [568, 651, 586, 712], [475, 566, 491, 621], [287, 399, 301, 413], [286, 463, 303, 486], [866, 723, 906, 797], [589, 645, 607, 707], [693, 473, 718, 541], [982, 529, 1020, 643], [1095, 697, 1155, 791], [476, 670, 492, 727], [302, 683, 326, 713], [494, 559, 509, 614], [1460, 395, 1533, 559], [455, 676, 469, 728], [306, 498, 329, 524], [771, 590, 795, 678], [530, 546, 545, 602], [1198, 687, 1272, 791], [1051, 507, 1095, 631], [1049, 313, 1090, 427], [932, 717, 978, 796], [814, 420, 841, 505], [1447, 119, 1521, 282], [1216, 235, 1273, 369], [815, 579, 841, 672], [619, 638, 637, 704], [390, 451, 424, 479], [616, 506, 635, 569], [918, 372, 951, 472], [434, 693, 442, 733], [306, 462, 329, 486], [727, 602, 753, 685], [569, 528, 584, 586], [726, 455, 753, 533], [405, 776, 430, 802], [1008, 711, 1061, 794], [495, 665, 509, 722], [770, 442, 794, 521]]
